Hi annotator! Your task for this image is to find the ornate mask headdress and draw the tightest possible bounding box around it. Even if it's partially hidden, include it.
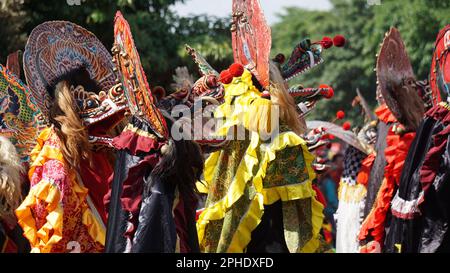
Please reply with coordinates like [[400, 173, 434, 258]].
[[275, 36, 344, 115], [231, 0, 271, 88], [230, 0, 342, 116], [278, 35, 345, 81], [23, 21, 127, 146], [158, 45, 227, 150], [306, 120, 372, 155], [0, 64, 45, 162], [112, 11, 169, 140], [376, 27, 439, 132], [228, 0, 347, 151]]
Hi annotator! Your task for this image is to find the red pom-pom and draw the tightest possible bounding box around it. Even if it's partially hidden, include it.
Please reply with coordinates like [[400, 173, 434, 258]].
[[229, 63, 244, 78], [333, 35, 346, 47], [336, 110, 345, 120], [320, 84, 334, 99], [342, 121, 351, 131], [325, 88, 334, 99], [321, 36, 333, 49], [219, 69, 233, 84]]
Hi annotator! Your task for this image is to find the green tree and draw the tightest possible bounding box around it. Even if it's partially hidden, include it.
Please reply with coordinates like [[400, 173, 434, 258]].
[[272, 0, 449, 126], [0, 1, 28, 70], [0, 0, 232, 89]]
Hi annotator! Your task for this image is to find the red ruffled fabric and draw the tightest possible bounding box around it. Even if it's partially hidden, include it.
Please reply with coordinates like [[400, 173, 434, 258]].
[[112, 129, 162, 154], [375, 104, 397, 124], [358, 106, 416, 246], [356, 153, 376, 186], [426, 103, 450, 121]]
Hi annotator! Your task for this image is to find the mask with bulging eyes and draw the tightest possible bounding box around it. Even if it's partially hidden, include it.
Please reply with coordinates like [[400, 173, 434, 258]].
[[71, 84, 128, 146], [357, 121, 378, 153]]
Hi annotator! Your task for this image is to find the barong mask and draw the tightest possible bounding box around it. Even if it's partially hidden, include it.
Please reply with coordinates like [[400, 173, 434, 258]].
[[71, 82, 128, 145], [155, 45, 227, 150], [277, 37, 343, 115], [186, 45, 224, 105], [23, 21, 127, 146], [158, 45, 225, 112], [306, 120, 372, 155]]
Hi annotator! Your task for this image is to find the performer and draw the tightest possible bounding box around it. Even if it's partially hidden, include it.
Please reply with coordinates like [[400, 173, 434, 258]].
[[384, 25, 449, 253], [105, 12, 203, 253], [306, 103, 377, 252], [0, 57, 44, 253], [335, 115, 377, 253], [15, 21, 127, 253], [197, 61, 322, 253], [358, 27, 437, 252], [196, 0, 344, 253]]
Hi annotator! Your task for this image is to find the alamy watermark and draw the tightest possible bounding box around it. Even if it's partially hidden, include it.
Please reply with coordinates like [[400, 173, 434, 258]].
[[169, 99, 281, 143], [66, 0, 85, 6]]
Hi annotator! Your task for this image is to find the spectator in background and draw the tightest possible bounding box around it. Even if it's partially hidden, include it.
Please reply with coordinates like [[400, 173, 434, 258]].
[[317, 153, 343, 247], [329, 153, 344, 190]]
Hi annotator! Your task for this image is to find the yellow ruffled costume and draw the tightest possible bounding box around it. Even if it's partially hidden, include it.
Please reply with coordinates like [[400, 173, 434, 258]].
[[197, 70, 324, 253], [15, 127, 106, 253]]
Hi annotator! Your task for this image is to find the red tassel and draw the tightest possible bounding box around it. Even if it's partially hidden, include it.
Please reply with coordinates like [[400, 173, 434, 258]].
[[219, 70, 233, 84], [333, 35, 346, 47], [321, 36, 333, 49], [320, 84, 334, 99], [229, 63, 244, 78], [336, 110, 345, 120], [343, 121, 351, 131]]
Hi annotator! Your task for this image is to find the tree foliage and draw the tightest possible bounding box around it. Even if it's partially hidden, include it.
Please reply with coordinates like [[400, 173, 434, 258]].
[[272, 0, 449, 125], [0, 0, 232, 89]]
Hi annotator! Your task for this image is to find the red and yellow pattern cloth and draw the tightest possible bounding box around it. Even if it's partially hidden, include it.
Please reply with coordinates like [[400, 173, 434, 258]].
[[15, 127, 106, 253]]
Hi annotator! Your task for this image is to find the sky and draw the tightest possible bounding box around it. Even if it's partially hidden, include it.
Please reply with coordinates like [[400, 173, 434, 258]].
[[171, 0, 332, 25]]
